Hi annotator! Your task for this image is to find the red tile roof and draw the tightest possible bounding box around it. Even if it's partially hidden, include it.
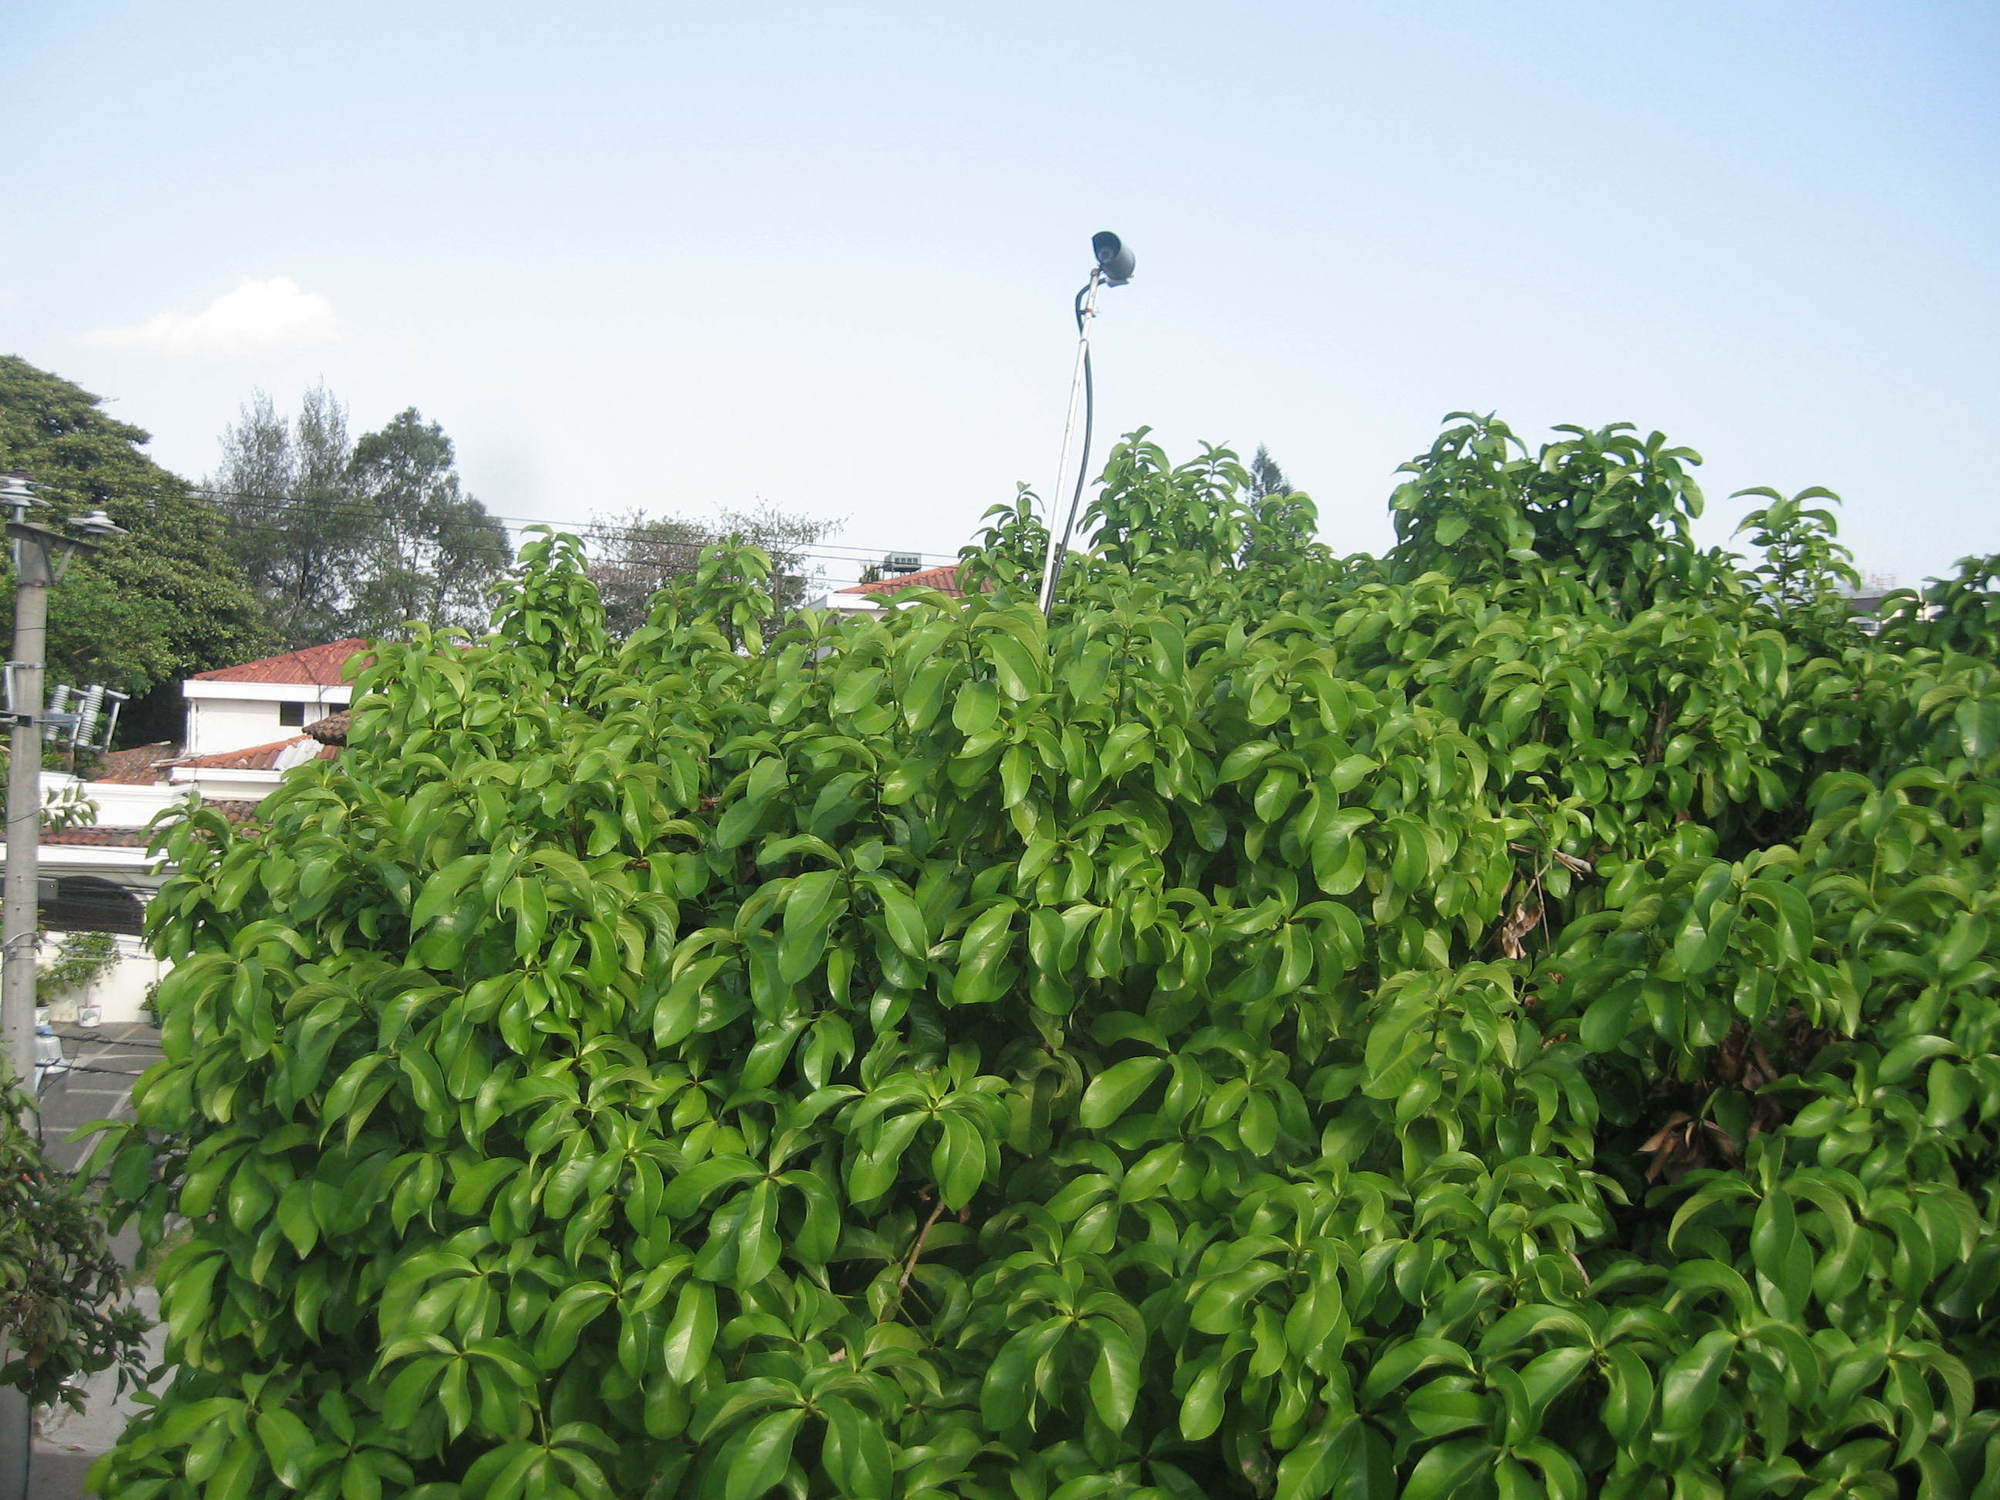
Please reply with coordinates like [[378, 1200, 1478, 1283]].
[[304, 711, 350, 746], [189, 639, 370, 685], [839, 564, 965, 598], [43, 799, 262, 847], [42, 825, 155, 848], [93, 742, 177, 785], [173, 735, 338, 772]]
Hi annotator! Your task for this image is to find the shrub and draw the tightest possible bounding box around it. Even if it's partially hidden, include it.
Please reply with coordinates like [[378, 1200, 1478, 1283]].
[[40, 929, 120, 1005], [91, 420, 2000, 1498], [0, 1075, 147, 1409]]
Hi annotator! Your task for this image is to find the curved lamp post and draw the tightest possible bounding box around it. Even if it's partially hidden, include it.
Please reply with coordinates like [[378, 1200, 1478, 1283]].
[[1035, 231, 1136, 617]]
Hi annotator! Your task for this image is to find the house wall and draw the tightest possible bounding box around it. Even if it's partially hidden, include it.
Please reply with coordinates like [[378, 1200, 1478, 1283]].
[[35, 851, 169, 1027], [167, 766, 289, 800], [67, 778, 185, 827], [814, 590, 882, 614], [39, 933, 164, 1027], [183, 681, 351, 756]]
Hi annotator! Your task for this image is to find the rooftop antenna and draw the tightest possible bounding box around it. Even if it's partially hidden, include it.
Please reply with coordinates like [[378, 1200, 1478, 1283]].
[[1035, 231, 1135, 616]]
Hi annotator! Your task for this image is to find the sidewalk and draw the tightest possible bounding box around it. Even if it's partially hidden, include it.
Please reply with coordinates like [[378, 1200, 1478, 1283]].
[[25, 1023, 167, 1499], [28, 1289, 163, 1500]]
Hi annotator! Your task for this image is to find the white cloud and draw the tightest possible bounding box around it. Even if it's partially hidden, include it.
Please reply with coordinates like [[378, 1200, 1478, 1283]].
[[82, 276, 339, 357]]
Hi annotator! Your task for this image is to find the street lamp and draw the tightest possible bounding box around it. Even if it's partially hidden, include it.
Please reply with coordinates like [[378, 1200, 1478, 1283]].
[[1036, 232, 1137, 616]]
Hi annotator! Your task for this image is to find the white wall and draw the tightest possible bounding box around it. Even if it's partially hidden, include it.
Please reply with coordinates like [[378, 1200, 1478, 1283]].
[[185, 698, 289, 757], [38, 933, 163, 1027], [70, 778, 186, 827], [182, 682, 351, 756], [168, 766, 289, 800], [812, 590, 881, 614]]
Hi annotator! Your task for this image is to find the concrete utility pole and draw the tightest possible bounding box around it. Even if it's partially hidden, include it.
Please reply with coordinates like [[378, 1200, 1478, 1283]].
[[0, 470, 48, 1500], [0, 472, 118, 1500], [1, 497, 53, 1097], [2, 528, 52, 1104], [0, 475, 119, 1096]]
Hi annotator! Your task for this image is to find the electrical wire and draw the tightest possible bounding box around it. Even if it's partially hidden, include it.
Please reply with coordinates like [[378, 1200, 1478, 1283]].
[[173, 492, 954, 590], [182, 486, 959, 565]]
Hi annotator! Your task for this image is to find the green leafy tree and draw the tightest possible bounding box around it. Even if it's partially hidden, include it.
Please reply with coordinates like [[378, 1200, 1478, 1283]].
[[208, 384, 367, 650], [958, 484, 1048, 594], [1388, 413, 1732, 610], [0, 1074, 148, 1409], [343, 409, 512, 638], [585, 501, 840, 637], [1879, 552, 2000, 657], [37, 930, 118, 1005], [90, 420, 2000, 1497], [0, 356, 272, 741], [1247, 444, 1290, 505]]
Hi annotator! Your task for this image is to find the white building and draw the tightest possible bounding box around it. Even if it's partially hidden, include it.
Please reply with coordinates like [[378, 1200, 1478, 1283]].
[[8, 640, 363, 1027], [181, 638, 361, 758]]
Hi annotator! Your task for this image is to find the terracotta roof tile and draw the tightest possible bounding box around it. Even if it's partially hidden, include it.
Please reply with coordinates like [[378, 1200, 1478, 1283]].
[[304, 711, 350, 746], [190, 639, 370, 686], [839, 564, 965, 598], [42, 798, 264, 848], [42, 825, 154, 848], [173, 735, 338, 772], [94, 742, 177, 785]]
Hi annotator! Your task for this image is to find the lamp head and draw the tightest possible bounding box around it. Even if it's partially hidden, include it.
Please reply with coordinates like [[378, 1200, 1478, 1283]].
[[1092, 231, 1135, 286]]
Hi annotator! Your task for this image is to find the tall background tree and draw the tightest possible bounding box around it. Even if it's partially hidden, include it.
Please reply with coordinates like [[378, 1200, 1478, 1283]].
[[0, 356, 271, 742], [1240, 443, 1320, 568], [342, 409, 512, 638], [584, 500, 839, 636], [1246, 443, 1290, 504], [206, 384, 364, 650], [208, 395, 514, 643]]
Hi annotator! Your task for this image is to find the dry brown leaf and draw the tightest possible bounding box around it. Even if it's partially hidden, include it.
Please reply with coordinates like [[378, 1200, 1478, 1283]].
[[1494, 897, 1545, 959]]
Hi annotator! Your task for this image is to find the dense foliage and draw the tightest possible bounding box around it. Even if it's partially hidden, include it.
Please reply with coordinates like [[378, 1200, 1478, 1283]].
[[0, 1075, 147, 1408], [584, 503, 843, 638], [92, 415, 2000, 1498], [341, 410, 513, 640], [206, 385, 367, 651], [207, 392, 513, 648], [0, 356, 272, 739]]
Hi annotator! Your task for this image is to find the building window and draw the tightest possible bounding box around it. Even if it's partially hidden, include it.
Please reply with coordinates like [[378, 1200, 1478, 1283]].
[[279, 701, 309, 727]]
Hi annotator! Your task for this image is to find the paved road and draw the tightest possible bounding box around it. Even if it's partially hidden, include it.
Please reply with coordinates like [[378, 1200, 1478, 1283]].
[[32, 1021, 161, 1177], [22, 1023, 167, 1499]]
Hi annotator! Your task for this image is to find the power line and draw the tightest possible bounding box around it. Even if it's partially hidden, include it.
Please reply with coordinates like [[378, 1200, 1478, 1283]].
[[162, 521, 936, 593], [183, 485, 962, 564]]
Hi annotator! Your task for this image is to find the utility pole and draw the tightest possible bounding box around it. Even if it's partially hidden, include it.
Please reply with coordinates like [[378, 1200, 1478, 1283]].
[[0, 472, 119, 1500], [0, 476, 119, 1094], [0, 471, 57, 1101]]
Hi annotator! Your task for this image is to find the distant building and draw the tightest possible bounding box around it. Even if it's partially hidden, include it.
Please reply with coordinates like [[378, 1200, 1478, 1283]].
[[1, 640, 367, 1027], [182, 638, 364, 757], [815, 563, 966, 614]]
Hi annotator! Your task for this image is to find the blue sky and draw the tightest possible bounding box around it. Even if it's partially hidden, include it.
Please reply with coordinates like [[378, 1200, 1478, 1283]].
[[6, 0, 1995, 591]]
